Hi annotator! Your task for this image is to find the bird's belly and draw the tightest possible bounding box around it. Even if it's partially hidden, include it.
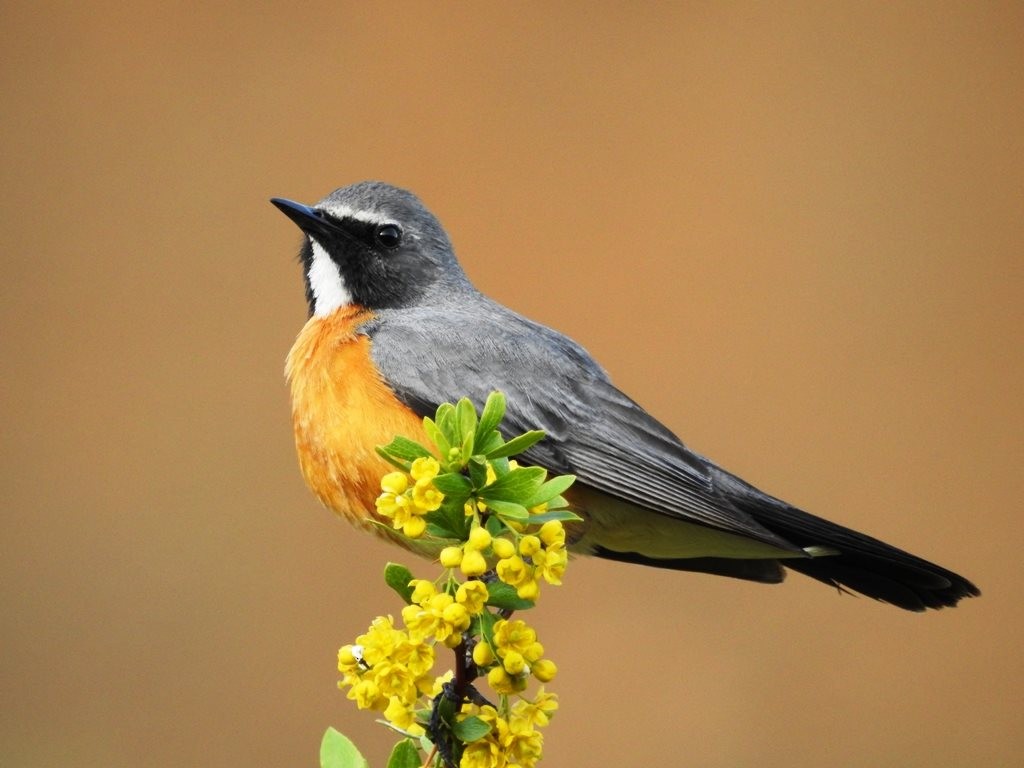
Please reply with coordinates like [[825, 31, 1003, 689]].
[[569, 486, 801, 560], [286, 309, 429, 544]]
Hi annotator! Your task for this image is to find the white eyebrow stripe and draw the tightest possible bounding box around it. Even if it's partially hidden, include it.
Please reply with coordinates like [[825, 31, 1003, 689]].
[[320, 203, 393, 227]]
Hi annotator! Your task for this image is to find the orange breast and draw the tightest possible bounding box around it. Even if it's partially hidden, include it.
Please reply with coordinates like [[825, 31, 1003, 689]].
[[285, 307, 429, 542]]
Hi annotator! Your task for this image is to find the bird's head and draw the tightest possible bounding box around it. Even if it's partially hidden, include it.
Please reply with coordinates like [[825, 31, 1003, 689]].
[[272, 181, 468, 316]]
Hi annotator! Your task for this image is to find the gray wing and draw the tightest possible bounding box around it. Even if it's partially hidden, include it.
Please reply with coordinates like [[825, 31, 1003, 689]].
[[364, 302, 799, 552]]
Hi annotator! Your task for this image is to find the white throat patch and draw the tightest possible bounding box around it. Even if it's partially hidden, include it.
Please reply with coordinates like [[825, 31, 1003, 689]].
[[307, 238, 353, 316]]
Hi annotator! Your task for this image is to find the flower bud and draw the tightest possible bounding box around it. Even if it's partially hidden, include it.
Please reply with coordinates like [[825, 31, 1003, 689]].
[[491, 537, 515, 559], [403, 515, 426, 538], [467, 525, 492, 551], [531, 658, 558, 683], [502, 650, 526, 675], [439, 546, 463, 568], [460, 548, 487, 577], [472, 641, 495, 668]]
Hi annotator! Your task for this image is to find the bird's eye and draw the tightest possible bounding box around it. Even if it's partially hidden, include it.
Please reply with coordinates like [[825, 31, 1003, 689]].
[[375, 223, 402, 249]]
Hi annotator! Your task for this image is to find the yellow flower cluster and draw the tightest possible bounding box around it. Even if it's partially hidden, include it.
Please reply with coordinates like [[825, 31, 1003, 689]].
[[375, 457, 444, 537], [336, 616, 436, 736], [494, 521, 568, 600], [400, 578, 489, 648], [441, 518, 568, 600], [458, 690, 558, 768], [473, 618, 557, 696]]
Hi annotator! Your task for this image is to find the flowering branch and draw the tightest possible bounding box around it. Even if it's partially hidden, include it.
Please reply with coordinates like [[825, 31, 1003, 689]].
[[320, 392, 579, 768]]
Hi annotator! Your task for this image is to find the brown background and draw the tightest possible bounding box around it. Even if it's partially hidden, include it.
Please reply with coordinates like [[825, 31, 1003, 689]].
[[2, 2, 1021, 766]]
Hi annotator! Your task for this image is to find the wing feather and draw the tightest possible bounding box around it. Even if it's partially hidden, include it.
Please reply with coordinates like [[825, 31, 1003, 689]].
[[364, 304, 799, 552]]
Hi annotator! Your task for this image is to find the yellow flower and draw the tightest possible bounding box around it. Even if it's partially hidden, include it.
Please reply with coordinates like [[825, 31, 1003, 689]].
[[401, 514, 426, 538], [349, 678, 384, 710], [442, 602, 471, 633], [375, 472, 409, 517], [492, 619, 537, 657], [456, 580, 489, 615], [459, 738, 503, 768], [515, 578, 539, 601], [486, 666, 521, 695], [518, 535, 541, 557], [522, 641, 544, 663], [409, 456, 440, 482], [381, 471, 409, 494], [412, 481, 443, 512], [374, 462, 443, 537], [383, 695, 424, 735], [506, 721, 544, 767], [372, 659, 418, 703], [501, 650, 526, 675], [403, 592, 468, 646], [394, 635, 435, 679], [409, 579, 437, 605], [510, 689, 558, 728], [495, 555, 529, 588], [357, 616, 403, 666], [538, 520, 565, 548], [532, 544, 567, 585]]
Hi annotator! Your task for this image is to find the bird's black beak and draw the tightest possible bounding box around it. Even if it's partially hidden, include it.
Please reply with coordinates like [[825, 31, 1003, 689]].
[[270, 197, 344, 240]]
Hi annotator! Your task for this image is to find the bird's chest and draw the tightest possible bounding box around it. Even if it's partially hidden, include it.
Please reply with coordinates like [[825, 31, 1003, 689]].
[[285, 308, 428, 533]]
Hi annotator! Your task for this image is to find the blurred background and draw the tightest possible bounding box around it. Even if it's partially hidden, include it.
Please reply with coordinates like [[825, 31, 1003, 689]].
[[2, 2, 1021, 766]]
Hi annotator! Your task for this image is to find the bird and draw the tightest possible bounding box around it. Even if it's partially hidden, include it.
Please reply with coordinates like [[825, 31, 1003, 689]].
[[272, 181, 979, 612]]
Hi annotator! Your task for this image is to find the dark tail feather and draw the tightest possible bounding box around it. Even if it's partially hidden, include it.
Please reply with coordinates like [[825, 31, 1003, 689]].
[[707, 467, 980, 611], [743, 501, 980, 611]]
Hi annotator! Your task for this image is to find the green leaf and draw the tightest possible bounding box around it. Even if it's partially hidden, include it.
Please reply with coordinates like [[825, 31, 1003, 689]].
[[380, 436, 434, 462], [320, 728, 369, 768], [466, 456, 490, 489], [484, 513, 504, 537], [419, 734, 434, 756], [453, 715, 492, 743], [485, 430, 545, 459], [482, 498, 529, 520], [479, 466, 546, 502], [486, 581, 535, 610], [386, 739, 421, 768], [474, 431, 503, 455], [524, 474, 576, 507], [456, 397, 478, 447], [425, 521, 459, 539], [526, 509, 584, 524], [435, 403, 458, 446], [471, 609, 497, 645], [426, 501, 471, 540], [383, 563, 415, 603], [460, 428, 475, 466], [422, 417, 451, 458], [474, 391, 506, 444], [374, 446, 410, 472], [432, 472, 473, 498]]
